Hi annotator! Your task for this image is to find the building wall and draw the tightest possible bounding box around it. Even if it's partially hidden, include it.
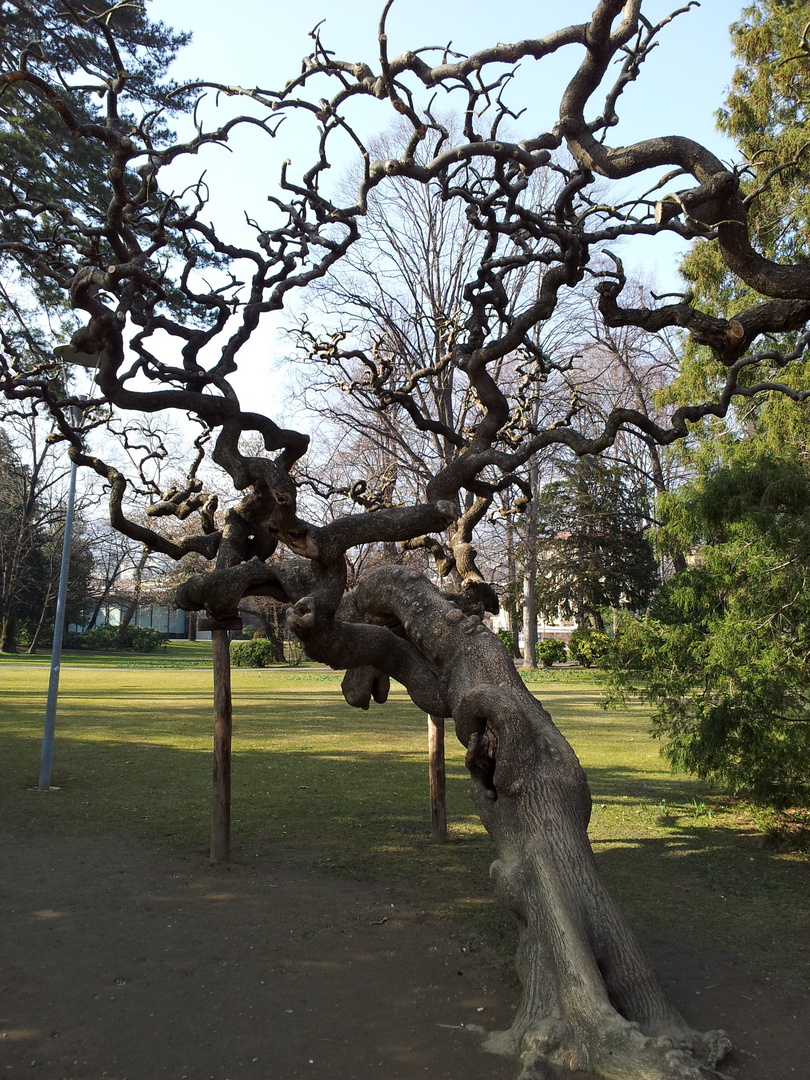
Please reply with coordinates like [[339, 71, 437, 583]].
[[71, 600, 188, 637]]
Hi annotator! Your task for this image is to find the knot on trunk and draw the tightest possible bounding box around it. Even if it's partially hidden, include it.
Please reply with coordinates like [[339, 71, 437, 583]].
[[175, 558, 281, 618], [454, 685, 498, 746], [654, 170, 738, 230], [286, 595, 316, 630], [456, 685, 509, 799], [342, 665, 391, 710], [461, 577, 500, 615]]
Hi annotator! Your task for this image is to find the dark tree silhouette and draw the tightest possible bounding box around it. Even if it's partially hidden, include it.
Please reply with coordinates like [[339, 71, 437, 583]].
[[3, 3, 810, 1076], [533, 455, 658, 630]]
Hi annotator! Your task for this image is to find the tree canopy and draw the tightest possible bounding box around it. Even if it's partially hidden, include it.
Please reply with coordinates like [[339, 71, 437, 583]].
[[0, 0, 192, 319], [720, 0, 810, 263], [603, 0, 810, 808], [607, 445, 810, 806], [534, 455, 658, 630], [676, 0, 810, 329], [0, 420, 91, 651]]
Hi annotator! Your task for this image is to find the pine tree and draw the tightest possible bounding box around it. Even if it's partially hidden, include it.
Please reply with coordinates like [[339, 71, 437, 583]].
[[608, 441, 810, 806], [533, 457, 658, 631], [719, 0, 810, 262], [604, 3, 810, 806], [0, 1, 193, 319]]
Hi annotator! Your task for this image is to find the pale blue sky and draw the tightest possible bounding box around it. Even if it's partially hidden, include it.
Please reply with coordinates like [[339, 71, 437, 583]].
[[148, 1, 741, 256], [151, 0, 739, 155], [138, 1, 745, 400]]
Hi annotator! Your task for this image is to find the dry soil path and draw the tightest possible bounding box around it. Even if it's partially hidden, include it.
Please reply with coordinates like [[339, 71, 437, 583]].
[[1, 834, 807, 1080]]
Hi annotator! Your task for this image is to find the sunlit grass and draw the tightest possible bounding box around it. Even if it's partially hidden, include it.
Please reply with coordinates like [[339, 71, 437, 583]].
[[0, 639, 215, 667], [1, 663, 807, 981]]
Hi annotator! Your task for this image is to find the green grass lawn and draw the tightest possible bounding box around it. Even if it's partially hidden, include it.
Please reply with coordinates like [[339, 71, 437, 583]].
[[0, 639, 214, 667], [1, 661, 807, 982]]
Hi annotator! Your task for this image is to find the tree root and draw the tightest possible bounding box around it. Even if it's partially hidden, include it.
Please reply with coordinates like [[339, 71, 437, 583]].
[[485, 1009, 731, 1080]]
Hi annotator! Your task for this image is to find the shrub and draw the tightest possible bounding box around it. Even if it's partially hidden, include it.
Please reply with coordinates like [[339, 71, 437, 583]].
[[568, 628, 611, 668], [252, 628, 267, 639], [62, 624, 168, 652], [127, 626, 169, 652], [497, 628, 515, 652], [535, 638, 567, 667], [63, 625, 116, 650], [231, 638, 275, 668]]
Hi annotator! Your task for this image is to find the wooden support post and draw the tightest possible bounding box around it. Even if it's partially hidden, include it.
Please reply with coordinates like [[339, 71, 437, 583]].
[[200, 616, 242, 862], [428, 714, 447, 844]]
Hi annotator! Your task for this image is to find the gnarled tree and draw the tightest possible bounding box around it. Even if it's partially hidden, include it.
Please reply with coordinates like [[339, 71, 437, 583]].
[[2, 2, 809, 1077]]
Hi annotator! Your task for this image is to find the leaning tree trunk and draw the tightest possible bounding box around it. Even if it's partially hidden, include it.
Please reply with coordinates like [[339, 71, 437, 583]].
[[334, 568, 730, 1080], [181, 556, 730, 1080], [85, 574, 117, 631]]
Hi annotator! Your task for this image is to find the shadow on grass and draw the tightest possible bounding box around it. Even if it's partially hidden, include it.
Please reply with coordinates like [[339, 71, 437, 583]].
[[4, 655, 809, 986], [2, 723, 808, 978], [594, 831, 810, 982], [582, 764, 718, 809]]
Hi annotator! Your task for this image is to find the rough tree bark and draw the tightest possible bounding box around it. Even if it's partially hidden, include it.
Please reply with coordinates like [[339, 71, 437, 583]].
[[0, 613, 19, 655], [289, 566, 730, 1080]]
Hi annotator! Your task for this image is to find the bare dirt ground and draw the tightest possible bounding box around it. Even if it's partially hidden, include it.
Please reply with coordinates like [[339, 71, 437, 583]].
[[1, 833, 807, 1080]]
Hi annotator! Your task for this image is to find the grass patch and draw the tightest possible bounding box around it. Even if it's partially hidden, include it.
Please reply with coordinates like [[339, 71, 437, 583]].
[[1, 665, 807, 982], [0, 640, 324, 669], [0, 639, 214, 667]]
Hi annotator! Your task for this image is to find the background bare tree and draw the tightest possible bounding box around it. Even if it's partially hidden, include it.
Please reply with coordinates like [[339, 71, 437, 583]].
[[0, 408, 92, 651], [3, 3, 810, 1077], [294, 140, 590, 663]]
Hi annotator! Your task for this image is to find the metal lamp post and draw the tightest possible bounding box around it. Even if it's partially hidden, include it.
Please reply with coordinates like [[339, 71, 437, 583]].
[[38, 402, 84, 790]]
